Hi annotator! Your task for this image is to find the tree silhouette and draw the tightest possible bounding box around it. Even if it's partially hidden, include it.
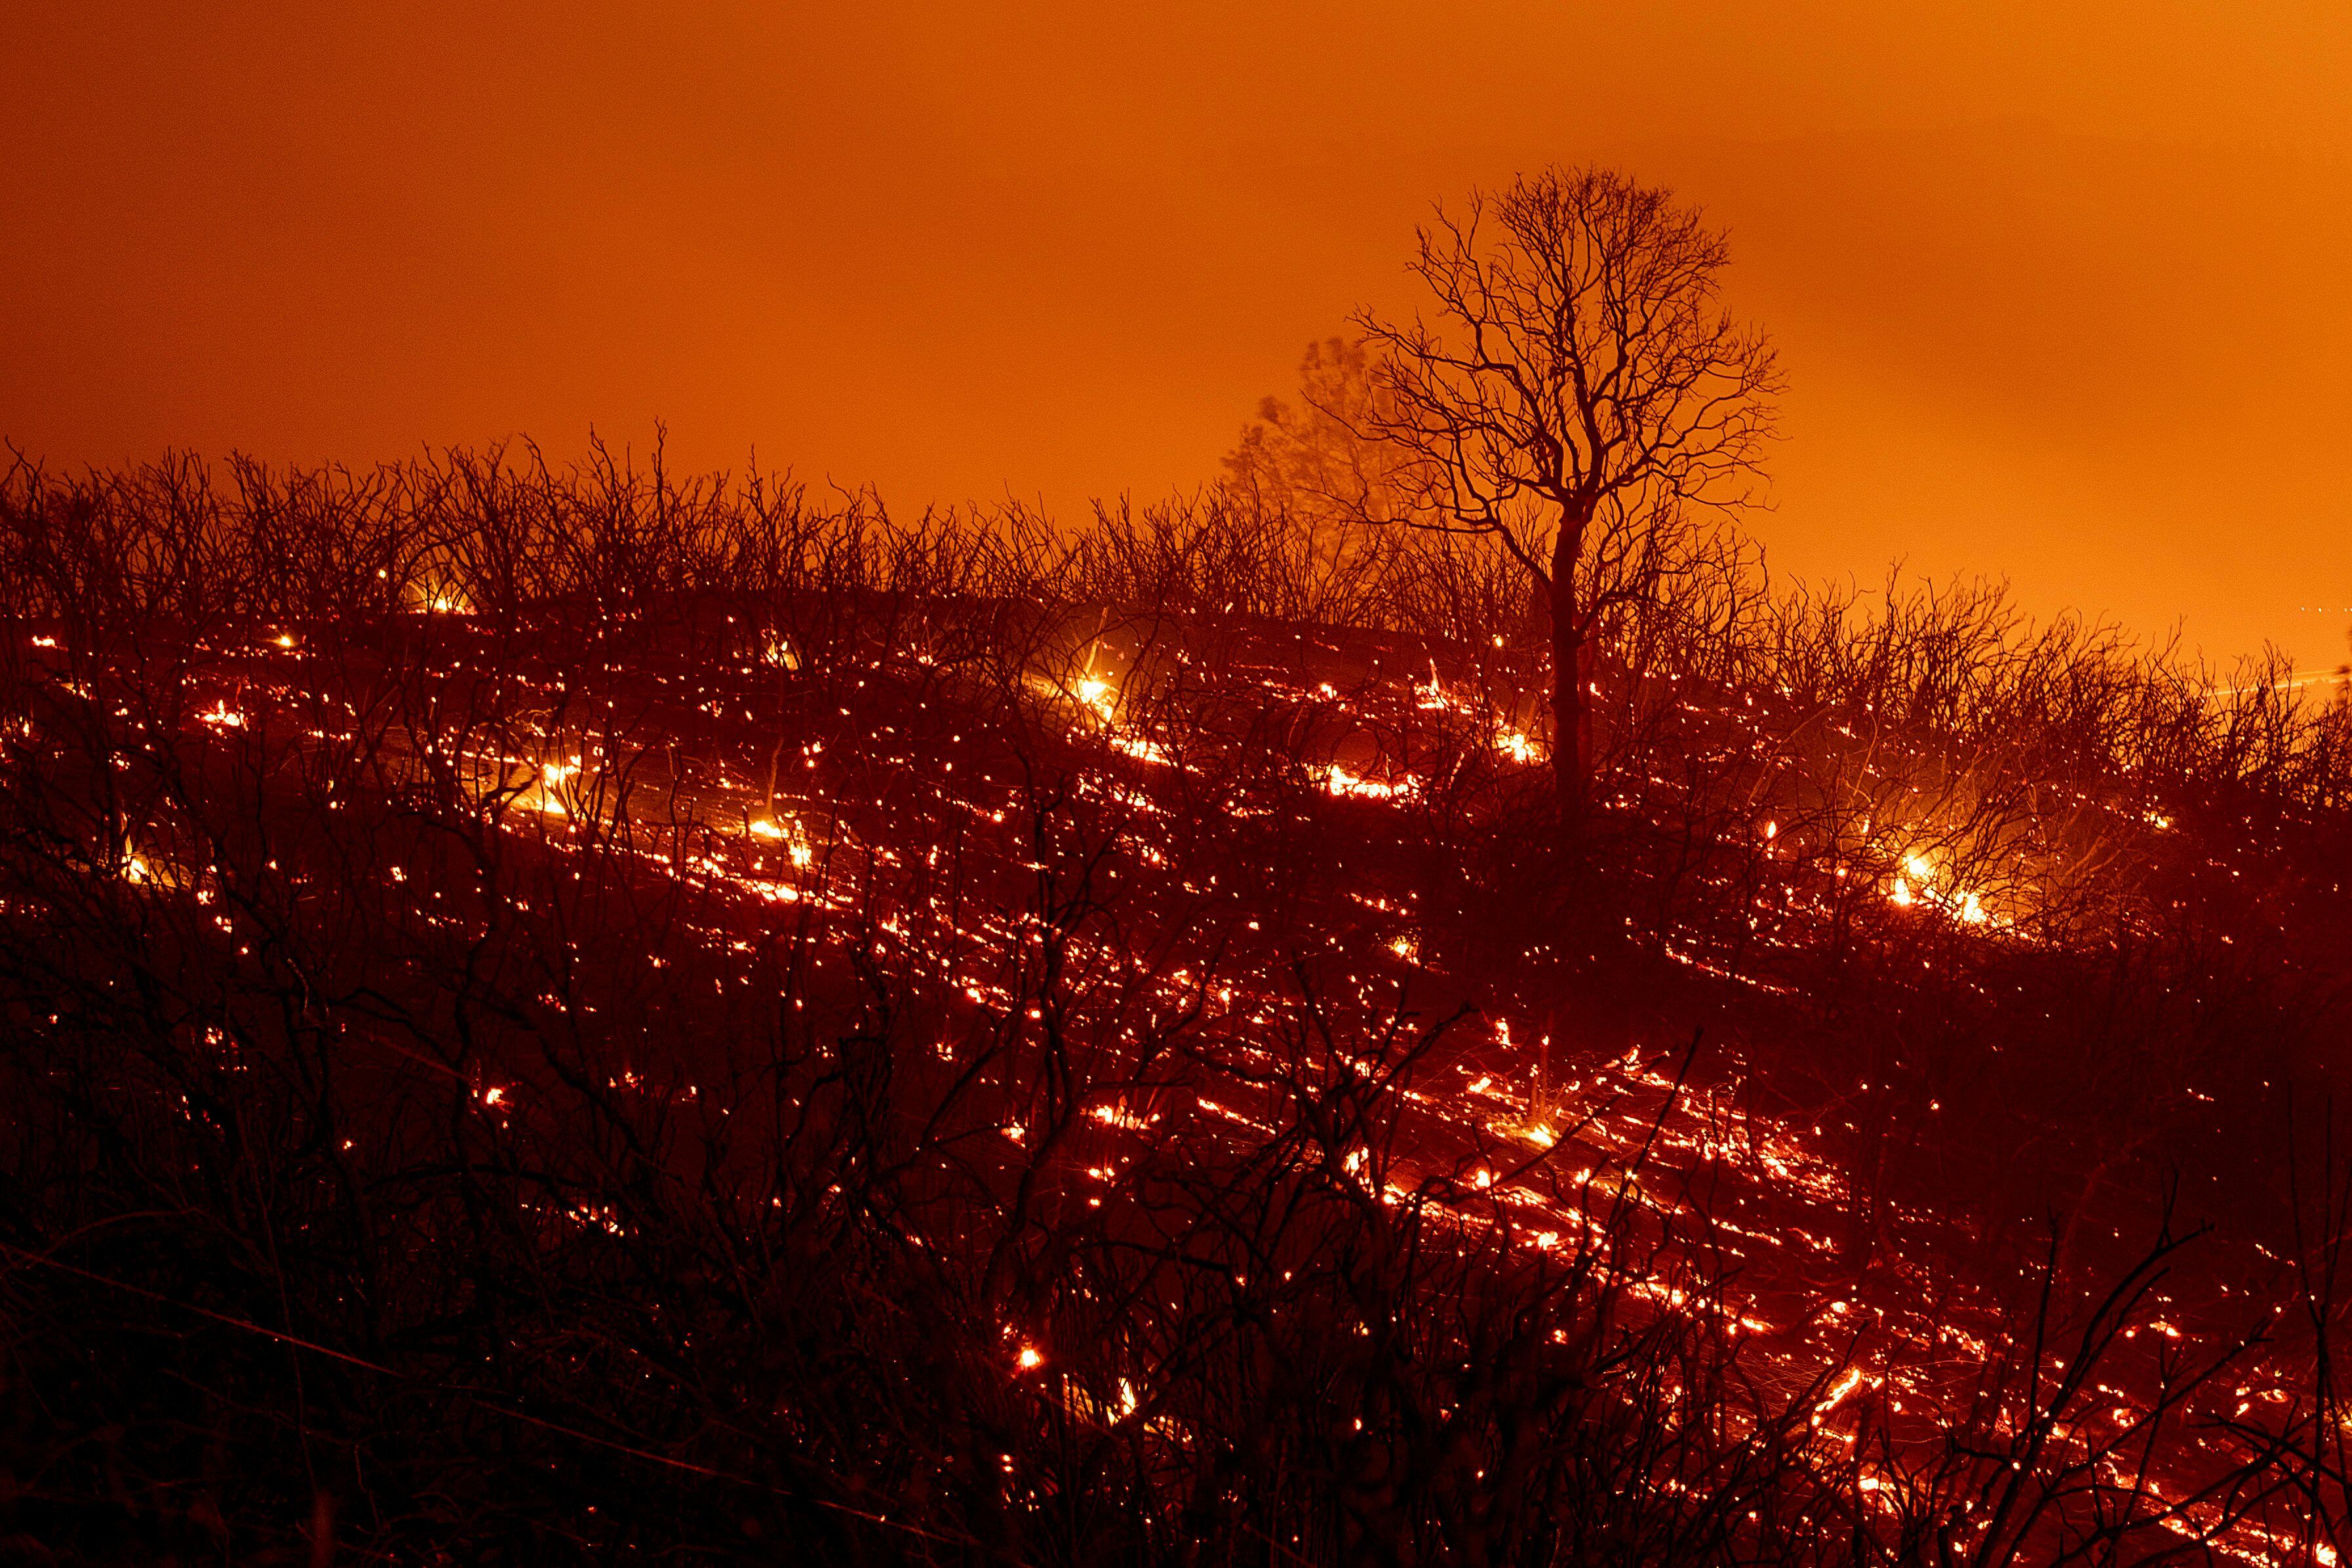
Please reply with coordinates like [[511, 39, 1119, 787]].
[[1352, 166, 1781, 836]]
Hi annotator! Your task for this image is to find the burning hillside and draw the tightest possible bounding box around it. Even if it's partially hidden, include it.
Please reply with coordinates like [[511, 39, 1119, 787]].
[[1, 450, 2349, 1563]]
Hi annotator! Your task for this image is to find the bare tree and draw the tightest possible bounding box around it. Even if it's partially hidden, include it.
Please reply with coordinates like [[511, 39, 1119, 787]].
[[1225, 338, 1413, 526], [1352, 166, 1781, 834]]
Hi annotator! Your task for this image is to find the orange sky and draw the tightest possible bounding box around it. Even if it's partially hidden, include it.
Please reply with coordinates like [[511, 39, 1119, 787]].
[[5, 3, 2348, 671]]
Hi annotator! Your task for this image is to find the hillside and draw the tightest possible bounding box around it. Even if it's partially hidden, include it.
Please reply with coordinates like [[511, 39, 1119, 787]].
[[2, 452, 2349, 1563]]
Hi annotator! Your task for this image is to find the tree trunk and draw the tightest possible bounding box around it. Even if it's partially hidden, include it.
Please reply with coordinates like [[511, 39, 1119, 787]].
[[1550, 549, 1592, 841]]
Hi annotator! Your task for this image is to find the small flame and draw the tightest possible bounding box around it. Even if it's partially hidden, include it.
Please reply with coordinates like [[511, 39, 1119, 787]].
[[747, 815, 816, 867], [1324, 764, 1411, 801], [1109, 732, 1170, 766], [1812, 1366, 1875, 1423]]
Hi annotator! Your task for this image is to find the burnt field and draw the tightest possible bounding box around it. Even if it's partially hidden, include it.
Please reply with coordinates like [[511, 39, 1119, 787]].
[[2, 450, 2350, 1564]]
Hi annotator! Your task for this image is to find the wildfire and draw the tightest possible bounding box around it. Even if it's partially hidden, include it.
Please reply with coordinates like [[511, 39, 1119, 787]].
[[749, 815, 817, 867], [1323, 764, 1413, 802], [75, 548, 2256, 1559], [1811, 1366, 1879, 1426], [1108, 732, 1171, 766], [1887, 850, 1994, 926], [1073, 676, 1116, 720], [523, 758, 583, 817]]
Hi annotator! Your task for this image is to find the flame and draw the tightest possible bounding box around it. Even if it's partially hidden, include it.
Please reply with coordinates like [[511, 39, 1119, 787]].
[[1323, 764, 1411, 801], [1812, 1366, 1877, 1424], [1886, 849, 2005, 927], [749, 815, 817, 867], [1108, 732, 1171, 766], [509, 756, 585, 817]]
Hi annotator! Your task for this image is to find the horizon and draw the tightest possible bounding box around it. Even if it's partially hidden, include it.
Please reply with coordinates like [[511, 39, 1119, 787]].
[[6, 3, 2349, 672]]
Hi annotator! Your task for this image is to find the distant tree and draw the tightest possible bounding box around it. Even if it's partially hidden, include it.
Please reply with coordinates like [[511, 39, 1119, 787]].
[[1221, 338, 1417, 605], [1225, 338, 1408, 522], [1350, 166, 1781, 836]]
